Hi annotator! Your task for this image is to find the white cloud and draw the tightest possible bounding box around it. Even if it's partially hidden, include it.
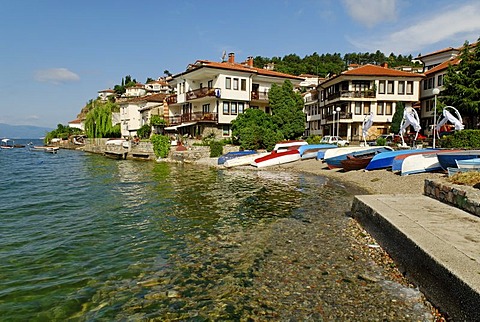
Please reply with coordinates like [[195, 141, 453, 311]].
[[342, 0, 397, 28], [34, 68, 80, 84], [349, 2, 480, 55]]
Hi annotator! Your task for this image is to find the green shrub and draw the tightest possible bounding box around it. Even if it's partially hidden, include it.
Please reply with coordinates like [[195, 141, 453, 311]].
[[151, 134, 171, 158], [150, 115, 166, 126], [439, 130, 480, 149], [376, 137, 387, 146], [306, 135, 322, 144], [209, 141, 224, 157], [137, 124, 151, 139]]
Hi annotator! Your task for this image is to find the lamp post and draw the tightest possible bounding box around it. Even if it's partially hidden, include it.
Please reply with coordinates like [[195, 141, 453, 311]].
[[336, 106, 341, 137], [432, 88, 440, 148], [332, 110, 336, 136]]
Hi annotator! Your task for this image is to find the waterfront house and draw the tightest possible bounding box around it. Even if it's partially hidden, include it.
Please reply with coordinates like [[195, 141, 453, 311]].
[[68, 118, 85, 131], [164, 53, 304, 139], [119, 93, 168, 138], [317, 63, 424, 142], [97, 88, 115, 101]]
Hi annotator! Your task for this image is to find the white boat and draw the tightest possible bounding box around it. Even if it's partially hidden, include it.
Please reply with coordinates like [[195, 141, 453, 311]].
[[223, 151, 269, 168], [401, 153, 444, 176], [273, 140, 307, 152], [323, 146, 380, 161], [251, 149, 300, 168], [44, 146, 59, 154], [1, 138, 14, 149], [28, 143, 59, 153], [456, 158, 480, 169]]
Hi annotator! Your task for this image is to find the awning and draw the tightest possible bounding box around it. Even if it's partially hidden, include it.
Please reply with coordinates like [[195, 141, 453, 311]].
[[164, 122, 197, 131]]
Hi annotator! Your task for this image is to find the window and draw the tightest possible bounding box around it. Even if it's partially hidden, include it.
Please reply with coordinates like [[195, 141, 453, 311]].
[[377, 102, 384, 115], [231, 102, 237, 115], [386, 102, 392, 115], [208, 80, 213, 88], [233, 78, 239, 90], [222, 125, 230, 137], [387, 81, 394, 94], [406, 81, 413, 95], [202, 104, 210, 113], [423, 80, 427, 90], [378, 81, 386, 94], [428, 77, 433, 89], [225, 77, 231, 89], [223, 102, 229, 114], [398, 81, 405, 94], [238, 102, 244, 114], [437, 74, 444, 87], [363, 102, 371, 114], [355, 102, 361, 115], [241, 79, 246, 91]]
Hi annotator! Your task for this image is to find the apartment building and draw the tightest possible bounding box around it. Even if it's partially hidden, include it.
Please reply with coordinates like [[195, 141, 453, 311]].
[[317, 64, 423, 141], [164, 53, 304, 138]]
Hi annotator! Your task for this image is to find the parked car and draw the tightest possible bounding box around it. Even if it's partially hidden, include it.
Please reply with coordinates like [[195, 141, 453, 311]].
[[320, 135, 349, 146], [367, 134, 394, 146]]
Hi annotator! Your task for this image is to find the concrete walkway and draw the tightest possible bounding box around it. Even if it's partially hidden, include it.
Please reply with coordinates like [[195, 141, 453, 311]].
[[351, 194, 480, 321]]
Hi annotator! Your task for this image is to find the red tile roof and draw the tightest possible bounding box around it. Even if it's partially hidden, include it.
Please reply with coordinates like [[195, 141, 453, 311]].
[[341, 64, 423, 77], [119, 93, 168, 104], [424, 58, 460, 75], [180, 59, 304, 80]]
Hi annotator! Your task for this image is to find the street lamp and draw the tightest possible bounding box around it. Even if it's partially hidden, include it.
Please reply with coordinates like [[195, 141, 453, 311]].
[[332, 110, 336, 135], [432, 88, 440, 148], [336, 106, 341, 137]]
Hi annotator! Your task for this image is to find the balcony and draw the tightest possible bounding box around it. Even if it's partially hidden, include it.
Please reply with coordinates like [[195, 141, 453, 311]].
[[186, 87, 220, 101], [166, 112, 218, 125], [251, 91, 269, 101], [166, 95, 177, 104], [326, 90, 376, 101]]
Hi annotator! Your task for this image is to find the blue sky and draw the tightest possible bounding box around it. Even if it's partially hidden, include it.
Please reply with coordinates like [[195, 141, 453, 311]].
[[1, 0, 479, 128]]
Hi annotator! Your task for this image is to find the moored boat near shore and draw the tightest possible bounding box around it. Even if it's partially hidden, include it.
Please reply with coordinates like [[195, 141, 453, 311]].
[[365, 148, 436, 171], [251, 149, 300, 168], [437, 150, 480, 170], [223, 151, 269, 168], [325, 146, 393, 169], [217, 150, 256, 165]]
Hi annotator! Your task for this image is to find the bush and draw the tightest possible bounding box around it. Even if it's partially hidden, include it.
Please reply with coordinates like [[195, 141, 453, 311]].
[[151, 134, 171, 158], [137, 124, 152, 139], [439, 130, 480, 148], [209, 141, 224, 157], [306, 135, 322, 144], [376, 137, 387, 146]]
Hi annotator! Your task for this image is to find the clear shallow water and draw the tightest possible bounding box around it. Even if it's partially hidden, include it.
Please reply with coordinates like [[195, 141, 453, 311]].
[[0, 141, 338, 320]]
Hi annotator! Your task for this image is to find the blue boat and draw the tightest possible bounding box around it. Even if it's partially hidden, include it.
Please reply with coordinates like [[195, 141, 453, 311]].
[[297, 144, 336, 156], [325, 146, 393, 169], [217, 150, 256, 165], [437, 150, 480, 170], [366, 148, 436, 171]]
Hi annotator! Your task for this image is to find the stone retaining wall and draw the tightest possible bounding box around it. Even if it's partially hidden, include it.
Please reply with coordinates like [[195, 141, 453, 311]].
[[424, 179, 480, 218]]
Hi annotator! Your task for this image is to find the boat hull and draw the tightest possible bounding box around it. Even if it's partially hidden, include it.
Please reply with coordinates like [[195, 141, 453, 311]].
[[437, 150, 480, 169], [401, 154, 444, 176], [218, 150, 256, 165], [365, 149, 435, 171], [456, 158, 480, 169], [340, 155, 373, 171], [325, 146, 393, 169], [223, 152, 269, 168], [251, 150, 300, 168]]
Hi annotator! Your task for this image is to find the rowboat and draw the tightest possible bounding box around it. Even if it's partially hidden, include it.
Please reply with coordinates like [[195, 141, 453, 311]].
[[391, 150, 458, 172], [398, 150, 462, 175], [223, 151, 269, 168], [365, 148, 436, 171], [273, 140, 307, 152], [316, 146, 339, 160], [251, 149, 300, 168], [217, 150, 256, 165], [297, 144, 337, 160], [28, 143, 59, 153], [456, 158, 480, 169], [437, 150, 480, 170], [323, 146, 380, 161], [340, 154, 374, 171], [325, 146, 393, 169]]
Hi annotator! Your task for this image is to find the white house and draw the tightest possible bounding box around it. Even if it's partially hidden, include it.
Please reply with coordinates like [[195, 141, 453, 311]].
[[145, 79, 171, 94], [317, 63, 424, 141], [68, 118, 84, 130], [125, 83, 146, 97], [98, 89, 115, 101], [119, 93, 168, 138], [165, 53, 304, 138]]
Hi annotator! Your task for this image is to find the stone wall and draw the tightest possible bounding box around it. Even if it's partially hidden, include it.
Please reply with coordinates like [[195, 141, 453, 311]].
[[424, 179, 480, 218]]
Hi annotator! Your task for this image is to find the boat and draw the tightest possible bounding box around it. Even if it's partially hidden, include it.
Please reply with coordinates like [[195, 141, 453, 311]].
[[251, 149, 300, 168], [447, 167, 478, 177], [437, 150, 480, 170], [340, 153, 375, 171], [272, 140, 307, 152], [44, 146, 59, 154], [28, 143, 59, 153], [217, 150, 256, 165], [316, 146, 339, 160], [297, 144, 337, 160], [322, 146, 379, 161], [456, 158, 480, 169], [365, 148, 436, 171], [400, 153, 444, 176], [391, 150, 456, 172], [223, 151, 269, 168], [324, 146, 393, 169], [1, 139, 14, 149]]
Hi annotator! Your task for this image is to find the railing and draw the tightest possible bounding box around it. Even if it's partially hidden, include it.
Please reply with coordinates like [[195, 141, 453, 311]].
[[326, 90, 376, 100], [327, 112, 353, 121], [166, 95, 177, 104], [251, 91, 269, 101], [186, 88, 220, 101], [166, 112, 218, 125]]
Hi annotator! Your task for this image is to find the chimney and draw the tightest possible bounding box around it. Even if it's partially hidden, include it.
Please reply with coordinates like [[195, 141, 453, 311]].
[[228, 53, 235, 63], [247, 56, 254, 67], [381, 62, 388, 68]]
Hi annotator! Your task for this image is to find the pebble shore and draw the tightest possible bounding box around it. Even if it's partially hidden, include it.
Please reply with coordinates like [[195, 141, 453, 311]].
[[191, 157, 449, 320]]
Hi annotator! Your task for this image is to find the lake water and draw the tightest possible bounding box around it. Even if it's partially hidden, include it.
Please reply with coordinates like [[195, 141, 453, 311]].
[[0, 141, 433, 320]]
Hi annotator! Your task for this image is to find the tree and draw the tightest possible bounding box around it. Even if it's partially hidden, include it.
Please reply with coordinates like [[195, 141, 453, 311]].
[[441, 38, 480, 128], [390, 102, 405, 134], [231, 108, 282, 151], [84, 101, 121, 138], [269, 80, 305, 140]]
